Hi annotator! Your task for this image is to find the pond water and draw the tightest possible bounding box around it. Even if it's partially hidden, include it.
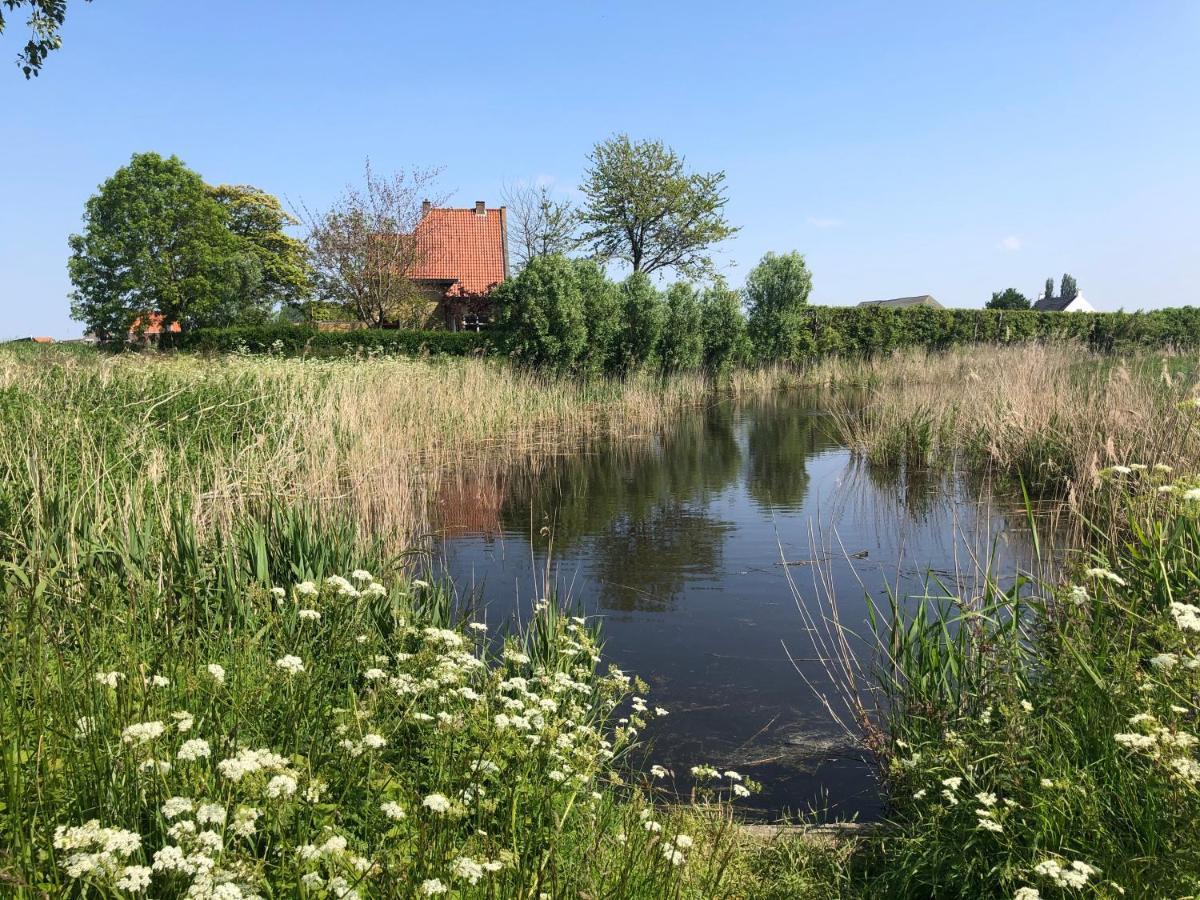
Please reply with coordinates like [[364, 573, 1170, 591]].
[[434, 395, 1039, 821]]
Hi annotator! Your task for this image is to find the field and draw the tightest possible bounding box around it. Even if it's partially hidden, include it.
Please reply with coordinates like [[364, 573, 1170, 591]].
[[2, 343, 1200, 897]]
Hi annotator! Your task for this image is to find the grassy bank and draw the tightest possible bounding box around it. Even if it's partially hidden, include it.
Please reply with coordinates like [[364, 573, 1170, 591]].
[[5, 343, 1200, 896]]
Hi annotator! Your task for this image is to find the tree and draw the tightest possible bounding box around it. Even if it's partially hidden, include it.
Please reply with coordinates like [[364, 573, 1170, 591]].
[[572, 259, 622, 377], [613, 272, 665, 375], [986, 288, 1030, 310], [1043, 277, 1056, 303], [502, 181, 578, 270], [68, 153, 258, 341], [657, 283, 704, 374], [298, 161, 441, 328], [1, 0, 89, 77], [209, 184, 311, 312], [1060, 273, 1078, 305], [579, 135, 737, 279], [699, 280, 750, 374], [744, 251, 813, 361], [494, 254, 586, 372]]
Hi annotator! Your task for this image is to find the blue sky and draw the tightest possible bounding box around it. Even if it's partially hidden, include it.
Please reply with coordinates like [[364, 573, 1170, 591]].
[[2, 0, 1198, 338]]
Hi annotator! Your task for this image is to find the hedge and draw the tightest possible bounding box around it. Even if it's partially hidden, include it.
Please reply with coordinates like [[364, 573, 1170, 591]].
[[163, 306, 1200, 364], [167, 325, 490, 357]]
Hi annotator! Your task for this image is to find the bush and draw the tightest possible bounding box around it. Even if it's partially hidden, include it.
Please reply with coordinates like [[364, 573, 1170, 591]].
[[613, 272, 665, 376], [573, 259, 623, 377], [699, 282, 751, 374], [493, 254, 588, 373], [657, 283, 704, 375], [745, 251, 813, 362]]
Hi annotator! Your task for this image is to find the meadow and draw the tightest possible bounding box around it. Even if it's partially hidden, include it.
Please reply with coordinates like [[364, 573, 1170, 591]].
[[2, 343, 1199, 897]]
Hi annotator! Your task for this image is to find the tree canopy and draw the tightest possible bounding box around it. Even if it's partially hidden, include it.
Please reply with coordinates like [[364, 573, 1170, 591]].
[[579, 135, 736, 279], [986, 288, 1030, 310], [68, 153, 302, 340], [1061, 273, 1079, 304], [744, 251, 813, 361], [209, 185, 311, 311], [1, 0, 89, 77]]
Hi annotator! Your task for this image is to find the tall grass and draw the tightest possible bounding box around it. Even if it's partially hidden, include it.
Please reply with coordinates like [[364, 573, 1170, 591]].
[[790, 464, 1200, 897], [0, 346, 839, 899], [820, 345, 1200, 510]]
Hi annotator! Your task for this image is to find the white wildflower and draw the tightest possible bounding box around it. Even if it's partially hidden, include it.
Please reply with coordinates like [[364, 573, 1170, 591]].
[[177, 739, 211, 761], [206, 664, 225, 685], [275, 655, 305, 675]]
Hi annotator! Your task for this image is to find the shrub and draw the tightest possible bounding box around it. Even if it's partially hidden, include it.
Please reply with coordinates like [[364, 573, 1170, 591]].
[[493, 254, 587, 372], [573, 259, 623, 377], [745, 251, 813, 362], [613, 272, 665, 376], [657, 283, 704, 375], [699, 282, 751, 374]]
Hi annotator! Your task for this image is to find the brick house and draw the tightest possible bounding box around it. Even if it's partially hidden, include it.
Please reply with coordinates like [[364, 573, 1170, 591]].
[[408, 201, 508, 331]]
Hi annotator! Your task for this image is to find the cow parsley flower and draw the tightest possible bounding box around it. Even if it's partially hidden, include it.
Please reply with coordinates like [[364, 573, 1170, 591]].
[[148, 674, 170, 688], [381, 801, 406, 820], [122, 721, 166, 745], [422, 793, 452, 814], [296, 581, 318, 597], [178, 739, 211, 761], [298, 609, 321, 621], [420, 879, 448, 896], [1170, 602, 1200, 632], [452, 856, 485, 885], [275, 655, 305, 675], [116, 864, 153, 892], [1014, 889, 1042, 900], [206, 664, 226, 685], [1150, 652, 1178, 670], [351, 569, 373, 582], [265, 774, 298, 798], [95, 671, 124, 689]]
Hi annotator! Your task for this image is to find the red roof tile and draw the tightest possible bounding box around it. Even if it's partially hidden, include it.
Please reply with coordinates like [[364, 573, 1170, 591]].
[[409, 206, 507, 295]]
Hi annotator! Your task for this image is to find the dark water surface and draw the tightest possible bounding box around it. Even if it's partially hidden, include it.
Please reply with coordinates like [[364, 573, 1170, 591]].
[[434, 395, 1036, 821]]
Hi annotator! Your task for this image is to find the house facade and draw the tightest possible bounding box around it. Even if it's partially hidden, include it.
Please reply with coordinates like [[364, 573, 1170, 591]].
[[408, 201, 508, 331]]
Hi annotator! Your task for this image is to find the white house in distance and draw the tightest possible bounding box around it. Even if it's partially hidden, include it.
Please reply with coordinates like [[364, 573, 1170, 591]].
[[1033, 291, 1095, 313]]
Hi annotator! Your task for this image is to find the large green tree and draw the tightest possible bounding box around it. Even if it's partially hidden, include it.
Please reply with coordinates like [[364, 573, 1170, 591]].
[[579, 135, 737, 279], [1, 0, 89, 77], [986, 288, 1030, 310], [68, 153, 284, 340], [744, 251, 813, 361], [209, 184, 312, 311]]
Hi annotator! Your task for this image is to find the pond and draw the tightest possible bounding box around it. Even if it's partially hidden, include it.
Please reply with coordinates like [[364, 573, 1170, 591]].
[[434, 394, 1040, 821]]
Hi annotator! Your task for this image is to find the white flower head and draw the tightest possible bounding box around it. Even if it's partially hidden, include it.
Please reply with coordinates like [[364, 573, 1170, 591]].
[[275, 655, 305, 675]]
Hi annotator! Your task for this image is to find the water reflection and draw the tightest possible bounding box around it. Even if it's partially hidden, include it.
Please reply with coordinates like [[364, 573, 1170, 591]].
[[436, 393, 1041, 820]]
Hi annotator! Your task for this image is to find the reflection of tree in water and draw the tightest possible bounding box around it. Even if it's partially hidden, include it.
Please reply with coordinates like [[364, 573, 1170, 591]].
[[499, 403, 743, 612], [590, 503, 731, 613], [745, 398, 840, 511]]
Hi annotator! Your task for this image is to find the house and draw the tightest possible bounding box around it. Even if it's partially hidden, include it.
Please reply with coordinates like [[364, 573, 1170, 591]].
[[858, 295, 944, 309], [408, 201, 508, 331], [1033, 291, 1095, 313], [128, 314, 181, 343]]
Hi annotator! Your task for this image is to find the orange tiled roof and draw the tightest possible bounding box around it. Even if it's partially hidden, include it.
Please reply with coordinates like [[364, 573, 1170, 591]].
[[409, 206, 507, 295], [130, 313, 181, 335]]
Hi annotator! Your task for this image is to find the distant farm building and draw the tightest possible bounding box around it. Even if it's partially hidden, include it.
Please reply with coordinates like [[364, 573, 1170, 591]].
[[129, 314, 181, 343], [858, 295, 944, 310], [1033, 292, 1095, 313]]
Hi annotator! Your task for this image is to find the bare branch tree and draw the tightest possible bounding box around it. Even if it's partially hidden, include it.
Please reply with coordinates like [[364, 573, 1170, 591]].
[[501, 181, 579, 271], [296, 161, 443, 328]]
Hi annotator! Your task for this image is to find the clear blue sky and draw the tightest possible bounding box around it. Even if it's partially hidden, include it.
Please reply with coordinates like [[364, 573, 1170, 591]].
[[2, 0, 1198, 338]]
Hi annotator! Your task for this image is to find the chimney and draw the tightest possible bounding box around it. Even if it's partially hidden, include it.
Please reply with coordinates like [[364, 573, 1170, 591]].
[[474, 200, 486, 216], [421, 199, 431, 216]]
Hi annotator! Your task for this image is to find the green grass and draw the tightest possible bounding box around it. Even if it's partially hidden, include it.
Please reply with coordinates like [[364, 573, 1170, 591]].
[[5, 344, 1200, 897]]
